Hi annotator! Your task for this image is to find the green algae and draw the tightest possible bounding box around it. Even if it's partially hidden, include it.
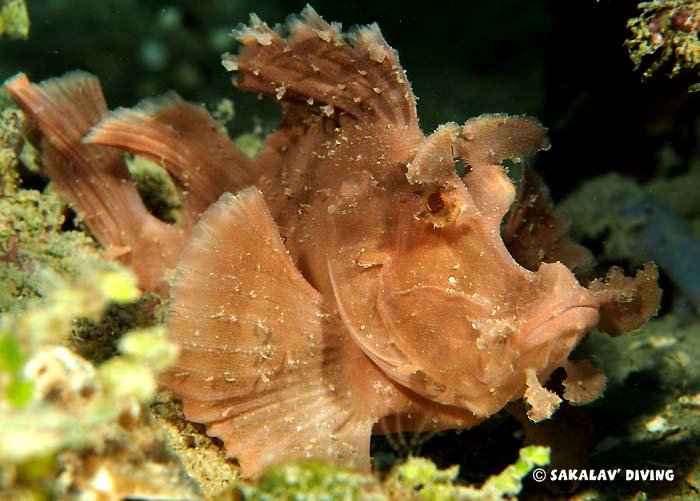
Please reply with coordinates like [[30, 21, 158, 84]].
[[0, 107, 106, 314], [126, 154, 183, 226], [234, 445, 550, 501], [0, 261, 183, 496], [0, 187, 104, 313], [237, 461, 382, 501], [385, 446, 550, 501], [0, 0, 29, 40], [234, 130, 267, 158], [0, 105, 22, 195]]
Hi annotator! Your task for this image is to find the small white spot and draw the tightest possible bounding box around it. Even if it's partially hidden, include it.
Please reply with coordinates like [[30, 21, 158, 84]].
[[90, 467, 114, 493], [221, 56, 238, 72], [368, 41, 387, 63]]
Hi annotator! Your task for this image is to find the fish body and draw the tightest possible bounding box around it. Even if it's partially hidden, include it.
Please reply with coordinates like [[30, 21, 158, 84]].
[[160, 9, 604, 476], [6, 6, 661, 478]]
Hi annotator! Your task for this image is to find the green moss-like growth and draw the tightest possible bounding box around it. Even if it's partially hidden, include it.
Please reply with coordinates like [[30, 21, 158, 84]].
[[235, 446, 550, 500], [126, 154, 183, 226], [0, 266, 139, 464], [0, 106, 22, 195], [0, 0, 29, 40], [70, 292, 166, 363], [238, 461, 382, 501], [477, 445, 550, 498], [0, 264, 185, 497], [0, 187, 105, 313], [234, 130, 266, 159], [386, 446, 550, 500]]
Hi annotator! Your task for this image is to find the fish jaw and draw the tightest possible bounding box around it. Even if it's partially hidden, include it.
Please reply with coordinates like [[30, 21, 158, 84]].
[[360, 258, 600, 417]]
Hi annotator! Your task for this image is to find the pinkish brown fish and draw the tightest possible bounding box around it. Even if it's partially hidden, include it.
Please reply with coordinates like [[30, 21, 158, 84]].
[[6, 6, 660, 478]]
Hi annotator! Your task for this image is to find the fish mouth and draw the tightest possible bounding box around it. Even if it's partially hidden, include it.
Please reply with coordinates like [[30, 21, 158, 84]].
[[513, 301, 600, 354]]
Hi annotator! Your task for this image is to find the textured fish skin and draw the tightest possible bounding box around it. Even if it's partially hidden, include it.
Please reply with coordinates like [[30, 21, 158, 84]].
[[6, 6, 661, 478]]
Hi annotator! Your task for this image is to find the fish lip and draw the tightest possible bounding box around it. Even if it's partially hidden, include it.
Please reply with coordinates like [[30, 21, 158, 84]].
[[514, 301, 600, 354]]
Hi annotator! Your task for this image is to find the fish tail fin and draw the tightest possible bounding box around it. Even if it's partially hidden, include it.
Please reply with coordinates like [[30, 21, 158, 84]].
[[6, 72, 183, 292], [6, 72, 149, 245]]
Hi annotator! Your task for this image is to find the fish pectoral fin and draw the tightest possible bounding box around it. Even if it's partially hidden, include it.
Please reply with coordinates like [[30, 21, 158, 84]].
[[188, 391, 373, 479], [224, 5, 417, 127], [161, 187, 372, 477]]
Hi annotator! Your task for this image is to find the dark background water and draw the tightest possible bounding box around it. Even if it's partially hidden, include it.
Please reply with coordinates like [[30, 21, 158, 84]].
[[3, 0, 699, 200]]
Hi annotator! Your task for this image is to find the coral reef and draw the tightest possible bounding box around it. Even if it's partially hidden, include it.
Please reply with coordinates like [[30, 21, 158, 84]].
[[0, 0, 28, 40], [626, 0, 700, 89]]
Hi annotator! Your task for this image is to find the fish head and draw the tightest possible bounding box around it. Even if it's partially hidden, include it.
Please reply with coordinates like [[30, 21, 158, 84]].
[[328, 117, 600, 417]]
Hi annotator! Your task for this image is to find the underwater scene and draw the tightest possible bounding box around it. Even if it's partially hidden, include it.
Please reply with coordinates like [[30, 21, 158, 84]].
[[1, 0, 699, 499]]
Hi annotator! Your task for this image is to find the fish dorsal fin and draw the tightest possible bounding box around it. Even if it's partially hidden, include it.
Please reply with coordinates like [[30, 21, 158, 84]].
[[162, 187, 373, 477], [85, 92, 257, 225], [5, 72, 182, 293], [223, 5, 417, 127]]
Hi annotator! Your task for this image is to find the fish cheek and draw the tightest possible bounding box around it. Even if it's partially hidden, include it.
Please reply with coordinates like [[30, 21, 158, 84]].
[[376, 286, 521, 416]]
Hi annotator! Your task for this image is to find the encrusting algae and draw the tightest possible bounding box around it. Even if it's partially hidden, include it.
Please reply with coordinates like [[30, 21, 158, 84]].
[[4, 5, 662, 482], [0, 0, 29, 40], [0, 252, 194, 498]]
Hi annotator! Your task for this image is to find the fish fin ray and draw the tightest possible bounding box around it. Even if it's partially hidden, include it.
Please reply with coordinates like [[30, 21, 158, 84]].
[[224, 6, 417, 126], [161, 187, 372, 476], [86, 92, 257, 221], [5, 72, 151, 247], [5, 72, 181, 292]]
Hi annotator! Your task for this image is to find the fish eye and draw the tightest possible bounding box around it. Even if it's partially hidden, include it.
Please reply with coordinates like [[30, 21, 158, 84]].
[[415, 186, 461, 227], [427, 191, 446, 213]]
